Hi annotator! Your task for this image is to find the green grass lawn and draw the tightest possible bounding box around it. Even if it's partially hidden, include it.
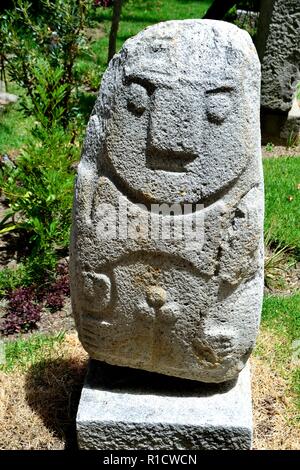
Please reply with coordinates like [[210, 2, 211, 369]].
[[95, 0, 213, 43], [262, 156, 300, 413], [1, 332, 65, 372], [0, 85, 34, 155], [77, 0, 212, 87], [256, 294, 300, 414], [264, 157, 300, 254], [262, 293, 300, 340]]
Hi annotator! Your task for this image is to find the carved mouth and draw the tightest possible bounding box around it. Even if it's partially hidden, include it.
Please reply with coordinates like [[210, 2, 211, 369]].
[[146, 148, 196, 173]]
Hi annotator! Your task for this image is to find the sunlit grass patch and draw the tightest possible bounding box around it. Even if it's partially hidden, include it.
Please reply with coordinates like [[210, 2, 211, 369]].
[[263, 157, 300, 254]]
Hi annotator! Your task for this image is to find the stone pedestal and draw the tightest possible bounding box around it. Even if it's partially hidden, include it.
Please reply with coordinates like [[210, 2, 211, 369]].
[[76, 361, 253, 450]]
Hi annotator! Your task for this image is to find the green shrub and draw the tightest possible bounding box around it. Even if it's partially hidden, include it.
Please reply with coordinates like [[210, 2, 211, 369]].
[[0, 125, 80, 281], [0, 265, 27, 296], [18, 58, 69, 129], [2, 0, 94, 128]]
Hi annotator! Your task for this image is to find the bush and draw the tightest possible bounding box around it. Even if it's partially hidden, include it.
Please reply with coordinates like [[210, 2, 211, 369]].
[[0, 265, 27, 296], [2, 0, 94, 128], [0, 125, 80, 279], [0, 1, 94, 294]]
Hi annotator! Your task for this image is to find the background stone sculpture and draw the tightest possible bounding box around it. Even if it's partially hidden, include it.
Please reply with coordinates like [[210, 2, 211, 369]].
[[70, 19, 264, 383], [256, 0, 300, 113], [256, 0, 300, 139]]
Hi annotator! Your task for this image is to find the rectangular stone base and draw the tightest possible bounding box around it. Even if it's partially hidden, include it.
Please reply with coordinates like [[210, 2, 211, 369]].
[[76, 360, 253, 450]]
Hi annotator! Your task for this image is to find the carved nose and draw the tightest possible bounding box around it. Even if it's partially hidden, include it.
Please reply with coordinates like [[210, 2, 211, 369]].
[[149, 89, 196, 155], [147, 89, 198, 171]]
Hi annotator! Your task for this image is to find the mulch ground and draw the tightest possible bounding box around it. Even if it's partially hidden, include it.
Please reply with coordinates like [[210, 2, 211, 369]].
[[0, 333, 87, 450]]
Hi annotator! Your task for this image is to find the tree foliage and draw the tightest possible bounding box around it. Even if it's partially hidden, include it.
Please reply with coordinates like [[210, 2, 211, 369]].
[[1, 0, 93, 128]]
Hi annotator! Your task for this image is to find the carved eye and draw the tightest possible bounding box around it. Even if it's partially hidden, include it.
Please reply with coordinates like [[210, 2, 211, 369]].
[[127, 82, 149, 115], [205, 91, 233, 124]]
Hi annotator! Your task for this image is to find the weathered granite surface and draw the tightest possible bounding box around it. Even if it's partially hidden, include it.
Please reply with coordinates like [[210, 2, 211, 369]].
[[256, 0, 300, 113], [77, 360, 253, 450], [70, 20, 264, 383]]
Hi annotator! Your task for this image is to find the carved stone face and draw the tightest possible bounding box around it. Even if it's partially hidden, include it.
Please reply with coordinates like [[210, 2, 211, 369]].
[[102, 21, 259, 205]]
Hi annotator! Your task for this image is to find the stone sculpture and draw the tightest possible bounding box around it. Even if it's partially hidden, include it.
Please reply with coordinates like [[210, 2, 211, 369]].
[[70, 19, 264, 384], [256, 0, 300, 114], [256, 0, 300, 138]]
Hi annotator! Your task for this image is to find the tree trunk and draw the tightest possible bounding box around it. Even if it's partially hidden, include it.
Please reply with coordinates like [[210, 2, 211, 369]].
[[108, 0, 123, 63], [203, 0, 237, 19]]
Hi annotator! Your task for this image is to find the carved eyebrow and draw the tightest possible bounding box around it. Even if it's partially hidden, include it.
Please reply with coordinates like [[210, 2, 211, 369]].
[[124, 75, 156, 95], [205, 85, 235, 94]]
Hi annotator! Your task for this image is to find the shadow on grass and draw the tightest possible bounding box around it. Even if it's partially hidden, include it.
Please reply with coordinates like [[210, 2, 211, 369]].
[[25, 357, 88, 450]]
